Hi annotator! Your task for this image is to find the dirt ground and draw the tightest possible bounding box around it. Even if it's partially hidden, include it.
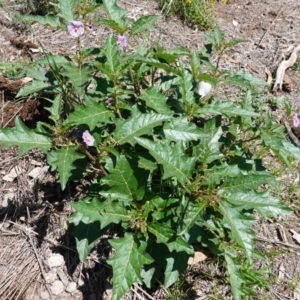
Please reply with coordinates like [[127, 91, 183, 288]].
[[1, 0, 300, 299]]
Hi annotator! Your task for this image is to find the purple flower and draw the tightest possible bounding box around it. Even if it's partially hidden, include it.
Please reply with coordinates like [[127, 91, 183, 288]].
[[116, 35, 127, 50], [68, 21, 84, 37], [82, 130, 95, 146], [293, 113, 300, 128], [87, 25, 93, 31]]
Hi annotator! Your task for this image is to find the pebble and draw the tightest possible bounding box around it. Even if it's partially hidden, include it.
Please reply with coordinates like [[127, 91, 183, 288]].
[[40, 290, 50, 299], [232, 19, 238, 26], [44, 270, 57, 283], [78, 277, 85, 287], [48, 253, 64, 268], [2, 193, 15, 207], [50, 280, 64, 295], [66, 282, 77, 293]]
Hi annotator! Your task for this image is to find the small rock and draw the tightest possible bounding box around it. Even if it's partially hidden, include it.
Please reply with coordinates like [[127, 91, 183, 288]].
[[232, 19, 238, 26], [40, 289, 50, 300], [50, 280, 64, 296], [66, 282, 77, 293], [78, 277, 85, 287], [2, 192, 15, 207], [44, 270, 57, 283], [48, 253, 64, 268]]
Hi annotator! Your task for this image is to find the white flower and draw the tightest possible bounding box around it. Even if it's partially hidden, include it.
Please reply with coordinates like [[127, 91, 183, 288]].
[[197, 81, 212, 98]]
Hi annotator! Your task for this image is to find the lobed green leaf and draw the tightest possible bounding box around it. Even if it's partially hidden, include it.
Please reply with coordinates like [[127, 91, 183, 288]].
[[219, 201, 255, 261], [139, 86, 172, 114], [70, 198, 130, 229], [62, 64, 91, 96], [197, 100, 259, 117], [16, 80, 53, 98], [46, 146, 84, 190], [135, 137, 195, 184], [221, 190, 292, 218], [224, 250, 245, 300], [101, 0, 127, 29], [103, 34, 121, 76], [108, 233, 154, 300], [164, 252, 190, 287], [54, 0, 81, 23], [148, 222, 194, 255], [193, 118, 224, 164], [22, 14, 63, 28], [130, 15, 159, 35], [163, 116, 203, 141], [64, 97, 114, 130], [221, 171, 277, 193], [71, 221, 101, 261], [179, 201, 207, 235], [114, 111, 171, 145], [0, 118, 51, 155], [224, 72, 267, 88], [178, 62, 194, 104], [261, 128, 300, 165], [100, 155, 146, 203]]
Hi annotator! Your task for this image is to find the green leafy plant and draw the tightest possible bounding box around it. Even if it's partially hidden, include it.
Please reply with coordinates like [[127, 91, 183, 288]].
[[0, 59, 30, 79], [157, 0, 217, 30], [26, 0, 59, 15], [0, 1, 297, 299]]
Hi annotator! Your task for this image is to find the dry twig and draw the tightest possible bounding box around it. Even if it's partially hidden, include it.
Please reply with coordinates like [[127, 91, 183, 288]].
[[257, 236, 300, 251], [256, 5, 284, 49], [134, 284, 156, 300], [23, 229, 53, 300], [281, 118, 300, 147], [8, 221, 77, 252], [131, 287, 144, 300], [273, 44, 300, 93]]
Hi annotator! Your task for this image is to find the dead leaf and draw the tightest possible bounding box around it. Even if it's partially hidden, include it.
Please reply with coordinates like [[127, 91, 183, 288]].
[[290, 229, 300, 244], [187, 251, 207, 265], [227, 58, 239, 64], [265, 67, 273, 85], [20, 77, 33, 84], [3, 166, 23, 181], [278, 263, 285, 280], [30, 159, 42, 166], [29, 48, 40, 53], [0, 75, 32, 93], [27, 166, 49, 179]]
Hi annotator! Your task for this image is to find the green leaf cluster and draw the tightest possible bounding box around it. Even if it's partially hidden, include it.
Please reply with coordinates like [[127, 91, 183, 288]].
[[1, 3, 296, 300]]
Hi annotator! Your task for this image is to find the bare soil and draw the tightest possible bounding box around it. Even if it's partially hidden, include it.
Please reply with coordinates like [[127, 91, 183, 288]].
[[0, 0, 300, 299]]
